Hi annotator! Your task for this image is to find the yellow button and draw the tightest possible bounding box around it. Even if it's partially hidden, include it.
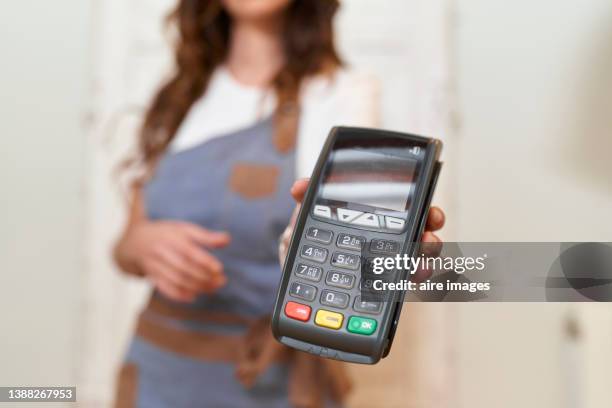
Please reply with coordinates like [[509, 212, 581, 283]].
[[315, 309, 344, 330]]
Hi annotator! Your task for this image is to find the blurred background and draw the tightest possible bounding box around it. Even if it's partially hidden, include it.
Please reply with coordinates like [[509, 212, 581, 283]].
[[0, 0, 611, 407]]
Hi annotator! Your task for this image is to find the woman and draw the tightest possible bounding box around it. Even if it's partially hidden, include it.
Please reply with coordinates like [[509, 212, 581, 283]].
[[113, 0, 445, 407]]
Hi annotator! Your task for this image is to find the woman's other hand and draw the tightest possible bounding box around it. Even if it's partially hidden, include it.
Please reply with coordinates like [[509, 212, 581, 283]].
[[115, 220, 230, 302], [278, 179, 446, 272]]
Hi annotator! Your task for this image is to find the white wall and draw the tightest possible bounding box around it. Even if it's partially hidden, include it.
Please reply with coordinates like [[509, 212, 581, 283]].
[[0, 0, 90, 388], [453, 1, 612, 407], [79, 0, 173, 403], [455, 0, 612, 242]]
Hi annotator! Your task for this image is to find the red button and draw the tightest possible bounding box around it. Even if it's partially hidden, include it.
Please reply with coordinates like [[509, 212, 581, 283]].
[[285, 301, 311, 322]]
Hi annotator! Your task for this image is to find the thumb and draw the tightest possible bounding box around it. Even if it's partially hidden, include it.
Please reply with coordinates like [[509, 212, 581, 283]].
[[290, 178, 310, 203]]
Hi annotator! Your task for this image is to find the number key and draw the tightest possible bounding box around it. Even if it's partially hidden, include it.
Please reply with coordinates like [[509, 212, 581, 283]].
[[331, 252, 360, 270], [320, 290, 349, 309], [370, 239, 400, 254], [336, 233, 365, 251], [295, 263, 322, 282], [305, 227, 333, 244], [300, 245, 328, 263], [325, 271, 355, 289]]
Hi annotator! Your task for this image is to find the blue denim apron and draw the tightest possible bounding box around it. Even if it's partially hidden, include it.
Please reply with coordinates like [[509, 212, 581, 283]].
[[119, 118, 296, 407], [115, 118, 350, 408]]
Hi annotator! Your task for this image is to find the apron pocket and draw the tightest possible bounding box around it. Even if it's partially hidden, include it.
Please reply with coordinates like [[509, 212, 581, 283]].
[[229, 163, 279, 199]]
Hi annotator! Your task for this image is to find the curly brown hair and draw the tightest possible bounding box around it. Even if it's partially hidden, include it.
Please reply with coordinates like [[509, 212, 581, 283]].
[[138, 0, 342, 168]]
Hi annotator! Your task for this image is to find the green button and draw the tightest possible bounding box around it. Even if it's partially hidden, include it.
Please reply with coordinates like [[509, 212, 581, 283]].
[[347, 316, 377, 335]]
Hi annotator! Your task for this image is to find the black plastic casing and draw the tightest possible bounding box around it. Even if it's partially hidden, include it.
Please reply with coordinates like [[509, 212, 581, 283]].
[[271, 126, 442, 364]]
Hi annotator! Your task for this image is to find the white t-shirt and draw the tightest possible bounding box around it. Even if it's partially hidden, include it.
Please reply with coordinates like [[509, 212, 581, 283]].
[[171, 67, 380, 178]]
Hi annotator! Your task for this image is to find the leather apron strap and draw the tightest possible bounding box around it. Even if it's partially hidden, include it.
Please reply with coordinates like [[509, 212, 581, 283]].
[[138, 297, 353, 408]]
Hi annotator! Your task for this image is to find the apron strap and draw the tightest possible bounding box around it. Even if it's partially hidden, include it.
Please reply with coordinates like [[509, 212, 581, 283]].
[[140, 297, 353, 408]]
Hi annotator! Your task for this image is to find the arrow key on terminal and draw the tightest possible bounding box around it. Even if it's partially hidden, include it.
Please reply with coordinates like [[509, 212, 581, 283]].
[[337, 208, 363, 223], [351, 212, 380, 228]]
